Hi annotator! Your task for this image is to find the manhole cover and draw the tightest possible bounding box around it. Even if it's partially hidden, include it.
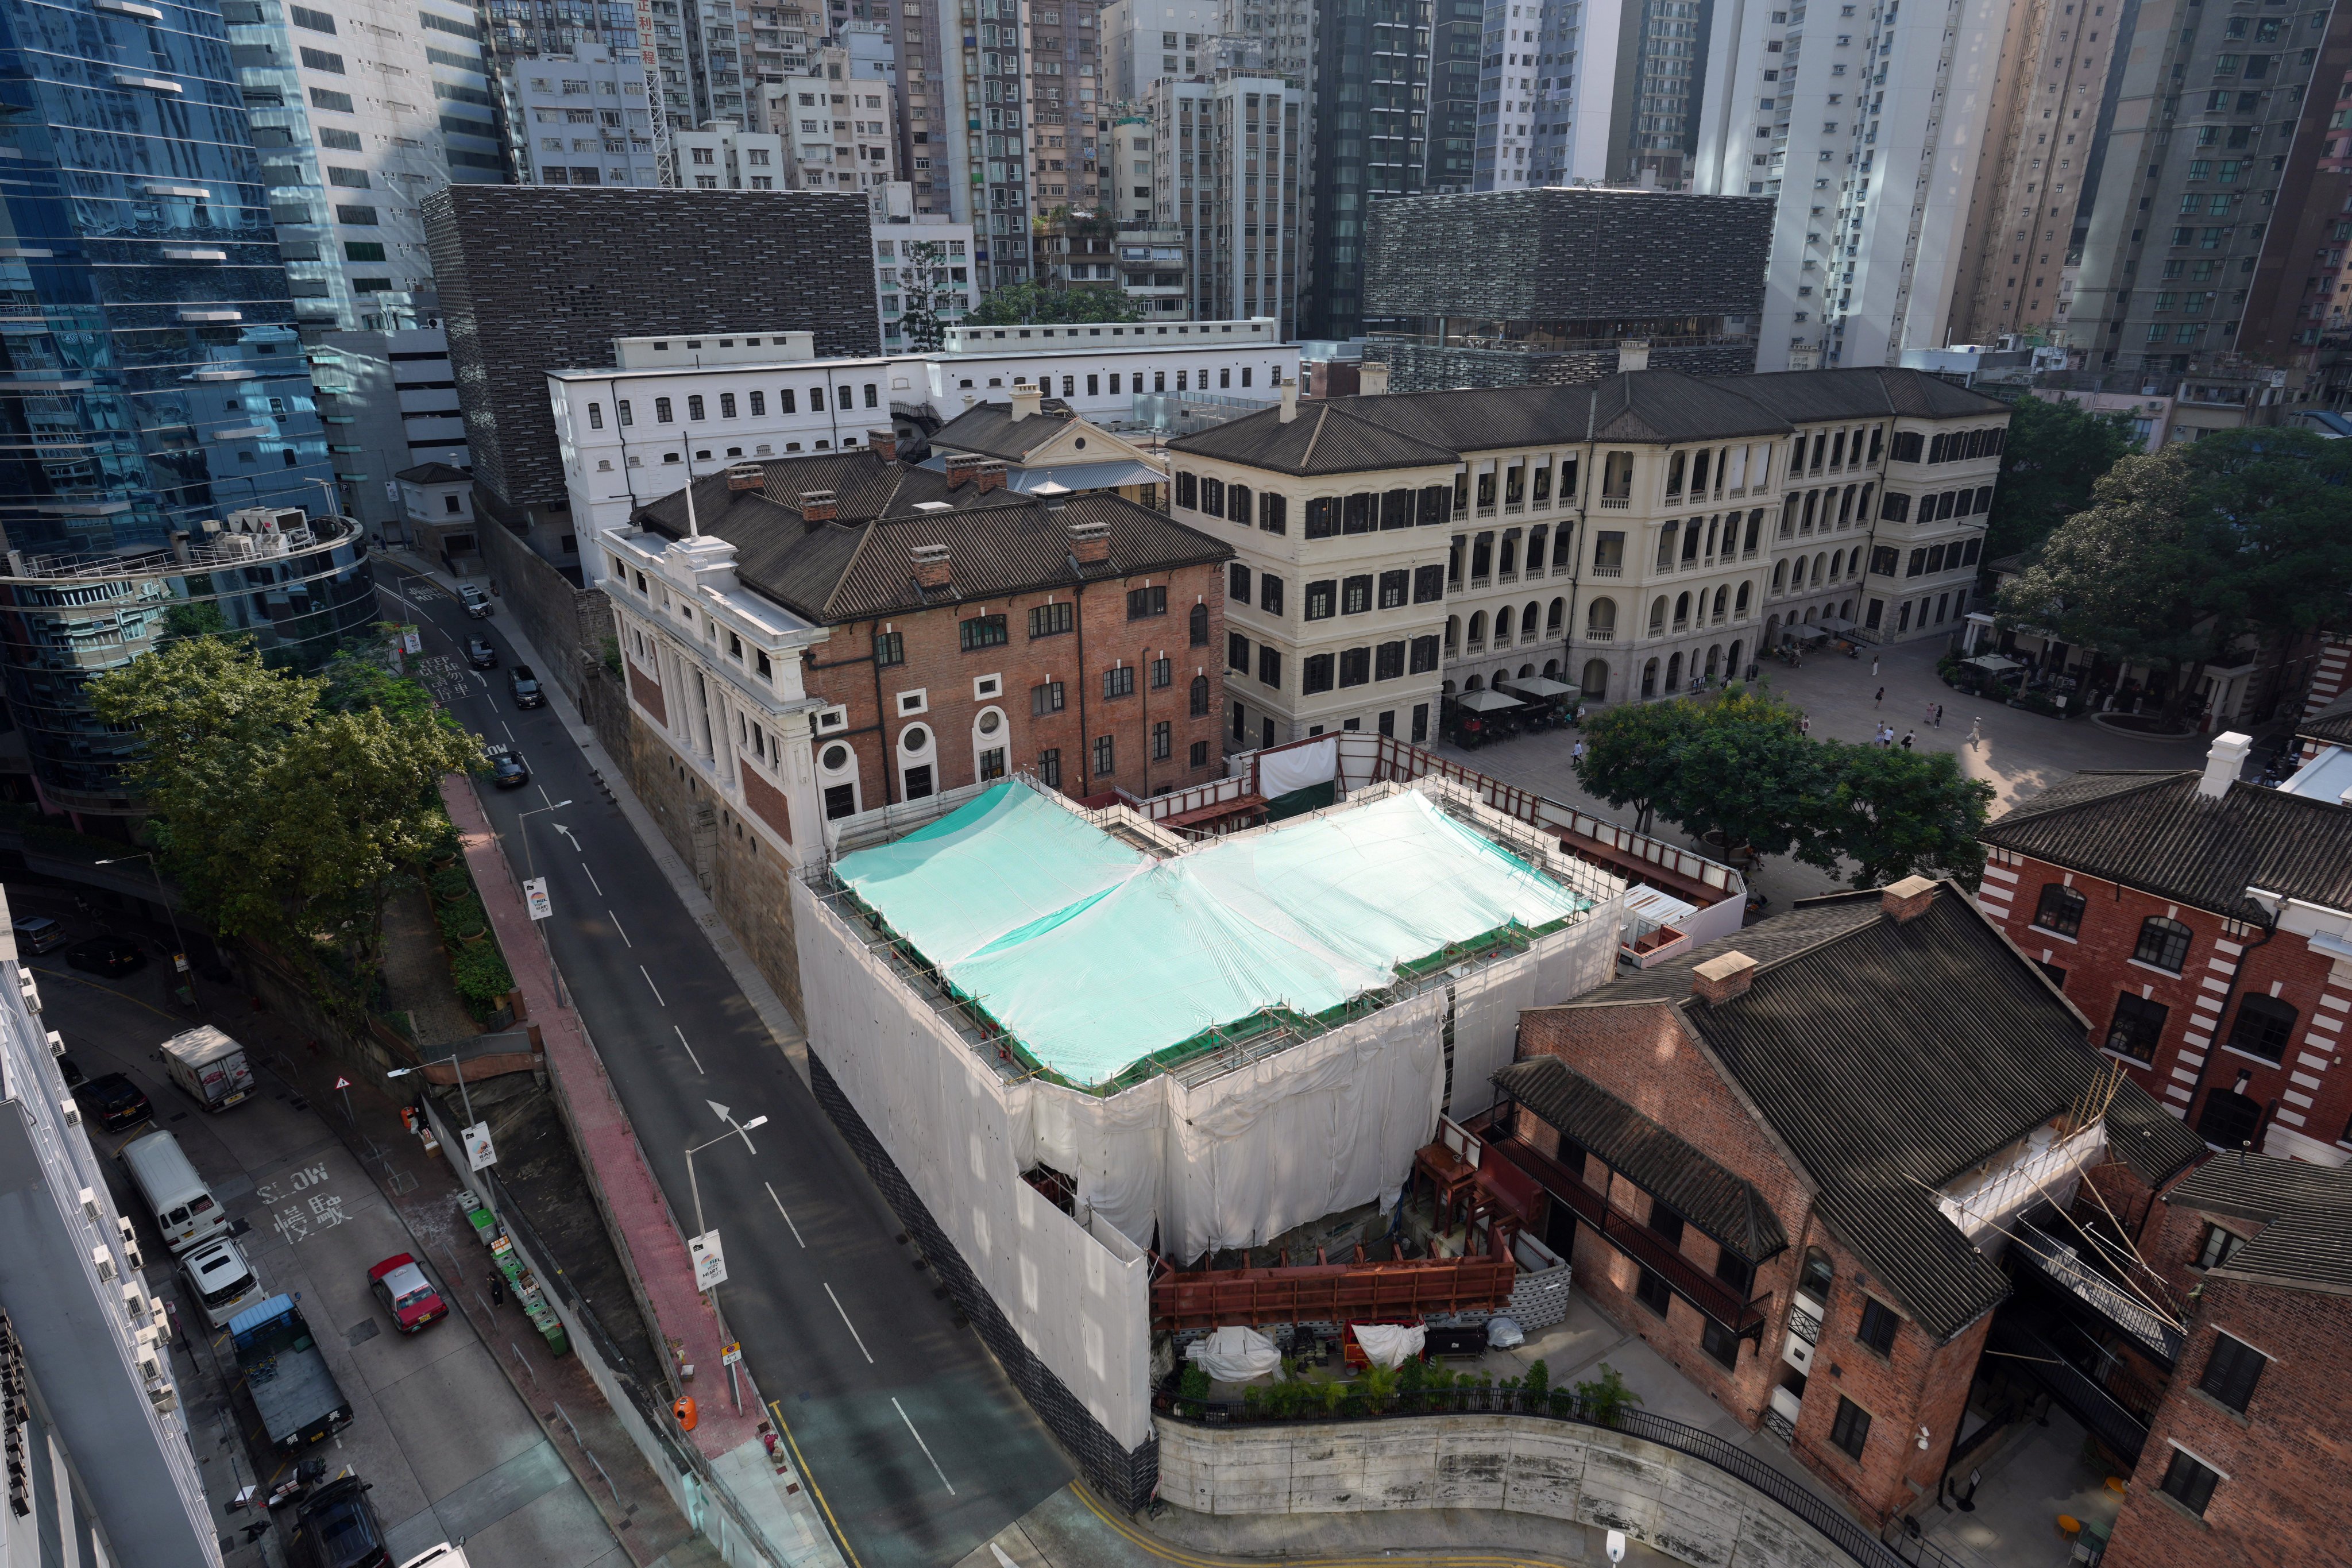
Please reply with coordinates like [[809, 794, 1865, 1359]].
[[346, 1319, 381, 1348]]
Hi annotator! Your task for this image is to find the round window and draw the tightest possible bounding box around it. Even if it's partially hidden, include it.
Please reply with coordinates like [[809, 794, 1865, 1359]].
[[901, 724, 931, 754], [1073, 436, 1087, 449], [821, 744, 851, 772], [978, 709, 1002, 736]]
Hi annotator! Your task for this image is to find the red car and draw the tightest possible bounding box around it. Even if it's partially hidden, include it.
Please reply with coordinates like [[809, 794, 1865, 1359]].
[[366, 1254, 447, 1334]]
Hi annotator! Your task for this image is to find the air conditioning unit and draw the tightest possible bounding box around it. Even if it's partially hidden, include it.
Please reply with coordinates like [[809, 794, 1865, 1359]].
[[47, 1030, 63, 1057], [19, 975, 38, 1013], [147, 1381, 179, 1415], [150, 1299, 171, 1341], [122, 1282, 148, 1322], [91, 1245, 116, 1283], [60, 1102, 81, 1127], [134, 1346, 164, 1384], [118, 1218, 142, 1270], [80, 1186, 103, 1223]]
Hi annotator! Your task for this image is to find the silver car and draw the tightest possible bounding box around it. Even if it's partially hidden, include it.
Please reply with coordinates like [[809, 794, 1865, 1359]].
[[180, 1235, 265, 1328]]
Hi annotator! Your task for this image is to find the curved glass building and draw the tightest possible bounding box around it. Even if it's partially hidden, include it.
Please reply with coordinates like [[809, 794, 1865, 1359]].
[[0, 508, 376, 813]]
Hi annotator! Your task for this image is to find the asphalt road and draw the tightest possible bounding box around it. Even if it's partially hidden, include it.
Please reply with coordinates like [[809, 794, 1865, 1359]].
[[376, 564, 1071, 1568]]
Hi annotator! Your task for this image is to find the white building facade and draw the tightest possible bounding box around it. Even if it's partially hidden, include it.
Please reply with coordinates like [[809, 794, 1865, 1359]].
[[874, 207, 980, 349], [501, 45, 665, 187], [1691, 0, 2013, 370], [763, 41, 902, 192], [673, 119, 790, 187], [1148, 74, 1304, 335]]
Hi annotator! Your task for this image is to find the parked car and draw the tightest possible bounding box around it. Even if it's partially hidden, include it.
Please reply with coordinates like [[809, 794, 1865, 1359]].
[[11, 914, 66, 954], [464, 636, 498, 669], [457, 584, 493, 619], [75, 1072, 152, 1132], [485, 744, 529, 789], [287, 1474, 389, 1568], [67, 934, 145, 976], [507, 665, 544, 709], [57, 1053, 86, 1090], [180, 1235, 267, 1328], [365, 1254, 448, 1334]]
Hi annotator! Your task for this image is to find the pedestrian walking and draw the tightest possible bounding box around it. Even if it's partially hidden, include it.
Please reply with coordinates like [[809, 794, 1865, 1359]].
[[1875, 686, 1885, 708], [1871, 656, 1880, 677], [1571, 737, 1588, 767], [1799, 714, 1812, 737], [1967, 716, 1983, 747], [1925, 700, 1937, 726], [1934, 703, 1944, 728], [1901, 731, 1915, 751]]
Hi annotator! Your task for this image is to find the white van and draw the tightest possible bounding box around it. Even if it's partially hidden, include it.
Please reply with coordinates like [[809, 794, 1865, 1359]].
[[121, 1130, 229, 1254]]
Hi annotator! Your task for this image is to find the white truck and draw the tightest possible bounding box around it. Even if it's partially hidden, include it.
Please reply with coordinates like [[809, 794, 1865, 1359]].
[[158, 1025, 256, 1113]]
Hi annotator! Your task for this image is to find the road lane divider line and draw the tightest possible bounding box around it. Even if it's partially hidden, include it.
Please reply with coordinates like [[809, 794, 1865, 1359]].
[[639, 965, 666, 1006], [763, 1181, 805, 1247], [581, 863, 603, 897], [822, 1283, 873, 1363], [891, 1397, 955, 1496], [609, 911, 632, 948], [673, 1025, 704, 1075]]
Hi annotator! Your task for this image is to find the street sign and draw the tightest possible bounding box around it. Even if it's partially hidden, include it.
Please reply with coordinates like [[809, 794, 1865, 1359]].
[[689, 1230, 728, 1289], [172, 952, 189, 973], [720, 1341, 741, 1366], [523, 878, 552, 921], [462, 1121, 498, 1172], [402, 627, 423, 655], [331, 1076, 352, 1091]]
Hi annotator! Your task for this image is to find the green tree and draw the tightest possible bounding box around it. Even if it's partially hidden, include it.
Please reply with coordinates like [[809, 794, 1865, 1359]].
[[1980, 393, 2140, 562], [2177, 427, 2352, 654], [88, 636, 484, 1015], [1654, 686, 1825, 864], [898, 238, 950, 353], [322, 624, 437, 720], [1802, 744, 1995, 889], [1572, 697, 1704, 833], [965, 280, 1143, 326]]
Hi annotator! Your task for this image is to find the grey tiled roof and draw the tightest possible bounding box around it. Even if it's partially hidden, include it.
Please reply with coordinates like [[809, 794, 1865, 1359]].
[[928, 399, 1077, 462], [1166, 367, 2009, 476], [630, 450, 1230, 622], [396, 462, 472, 484], [1557, 885, 2206, 1342], [2297, 691, 2352, 749], [1980, 770, 2352, 916], [2168, 1155, 2352, 1296], [1492, 1055, 1789, 1262]]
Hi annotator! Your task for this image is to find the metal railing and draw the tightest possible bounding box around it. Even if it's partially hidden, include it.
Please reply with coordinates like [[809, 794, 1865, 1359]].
[[2009, 1219, 2183, 1364], [1160, 1387, 1940, 1568]]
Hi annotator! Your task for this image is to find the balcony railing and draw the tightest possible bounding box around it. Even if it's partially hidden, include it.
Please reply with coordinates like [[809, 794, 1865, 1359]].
[[2008, 1219, 2183, 1365], [1590, 563, 1622, 577], [1585, 628, 1614, 642], [1598, 496, 1630, 509]]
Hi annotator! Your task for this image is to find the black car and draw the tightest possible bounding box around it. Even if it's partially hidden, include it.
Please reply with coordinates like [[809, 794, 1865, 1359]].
[[486, 745, 529, 789], [464, 636, 498, 669], [289, 1475, 390, 1568], [74, 1072, 151, 1132], [57, 1053, 86, 1090], [508, 665, 544, 709], [66, 935, 145, 977]]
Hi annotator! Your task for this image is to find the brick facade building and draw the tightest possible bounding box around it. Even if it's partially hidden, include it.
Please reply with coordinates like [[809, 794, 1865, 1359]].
[[1486, 878, 2203, 1528], [2100, 1157, 2352, 1567], [1976, 734, 2352, 1165]]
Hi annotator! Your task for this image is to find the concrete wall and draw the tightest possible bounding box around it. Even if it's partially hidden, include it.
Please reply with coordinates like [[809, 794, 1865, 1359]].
[[476, 519, 612, 709], [1157, 1413, 1842, 1568]]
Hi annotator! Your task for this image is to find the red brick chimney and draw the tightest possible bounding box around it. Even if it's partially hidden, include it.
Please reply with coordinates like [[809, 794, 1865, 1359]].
[[727, 463, 765, 492], [944, 451, 983, 488], [800, 489, 837, 523], [973, 459, 1008, 495], [867, 427, 899, 462], [1881, 875, 1938, 924], [911, 542, 951, 590], [1690, 951, 1757, 1005], [1069, 520, 1111, 565]]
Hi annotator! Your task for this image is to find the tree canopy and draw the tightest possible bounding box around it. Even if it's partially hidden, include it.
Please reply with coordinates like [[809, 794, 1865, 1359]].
[[89, 635, 483, 1012], [964, 280, 1143, 326], [1980, 393, 2141, 562]]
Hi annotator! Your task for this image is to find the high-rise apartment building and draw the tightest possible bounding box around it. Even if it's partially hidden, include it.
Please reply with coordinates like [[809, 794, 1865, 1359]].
[[0, 0, 336, 562], [763, 37, 901, 192], [1693, 0, 2014, 370], [1427, 0, 1482, 191], [0, 895, 219, 1568], [1100, 0, 1220, 98], [675, 118, 791, 184], [1149, 72, 1304, 330], [1299, 0, 1433, 339], [500, 43, 665, 186]]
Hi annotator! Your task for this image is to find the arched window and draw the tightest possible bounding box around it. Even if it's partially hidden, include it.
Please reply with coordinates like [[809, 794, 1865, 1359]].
[[1727, 640, 1743, 675], [1189, 674, 1209, 717], [1814, 552, 1828, 586], [1466, 674, 1484, 690], [1656, 521, 1680, 570], [1468, 610, 1488, 645], [1494, 605, 1515, 641], [1829, 550, 1845, 581], [1229, 483, 1253, 524], [1499, 534, 1517, 575], [2227, 995, 2299, 1061], [1587, 597, 1616, 634], [1640, 658, 1659, 698], [2133, 916, 2192, 973], [2032, 883, 2086, 937], [1673, 592, 1690, 628], [1790, 556, 1806, 590], [1547, 597, 1565, 632], [1712, 586, 1728, 623], [1649, 596, 1668, 635], [1772, 559, 1787, 592], [1582, 658, 1609, 697], [1524, 601, 1540, 641], [1665, 652, 1683, 691], [1800, 1248, 1834, 1299], [1189, 602, 1208, 647], [1704, 645, 1720, 679], [1735, 581, 1751, 616], [1445, 614, 1461, 652]]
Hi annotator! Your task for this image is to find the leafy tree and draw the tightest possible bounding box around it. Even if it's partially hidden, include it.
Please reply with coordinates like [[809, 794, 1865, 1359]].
[[322, 624, 437, 720], [1981, 394, 2140, 562], [965, 280, 1142, 326], [1802, 744, 1995, 889], [898, 238, 950, 353], [1654, 687, 1824, 864], [88, 636, 483, 1016], [2176, 427, 2352, 652], [1571, 697, 1703, 833]]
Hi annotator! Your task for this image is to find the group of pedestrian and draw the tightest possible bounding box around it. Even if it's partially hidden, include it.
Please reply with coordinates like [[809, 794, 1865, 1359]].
[[1872, 724, 1916, 751]]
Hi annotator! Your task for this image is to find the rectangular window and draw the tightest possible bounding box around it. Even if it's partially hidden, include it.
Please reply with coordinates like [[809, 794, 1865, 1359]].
[[688, 395, 706, 420], [309, 86, 354, 111], [1259, 576, 1284, 616], [1031, 680, 1065, 715], [1176, 472, 1198, 509], [1381, 489, 1413, 530], [720, 392, 737, 418], [1030, 601, 1073, 638], [1304, 580, 1335, 620], [1338, 647, 1370, 688], [1258, 647, 1281, 689], [300, 45, 347, 71], [1127, 585, 1168, 619], [1228, 632, 1250, 673], [978, 747, 1006, 781], [1413, 565, 1445, 604], [1715, 1249, 1755, 1297], [1189, 739, 1208, 767], [2195, 1224, 2245, 1270], [1103, 665, 1135, 699], [1304, 497, 1337, 538], [1093, 735, 1115, 775], [1341, 575, 1372, 615], [959, 613, 1008, 651], [334, 204, 379, 225], [1152, 720, 1171, 761], [2198, 1333, 2265, 1413], [1342, 492, 1373, 534], [1301, 654, 1334, 694], [874, 631, 905, 667], [1649, 1200, 1683, 1249], [290, 3, 336, 29], [749, 390, 766, 416], [1200, 476, 1225, 515], [2105, 992, 2170, 1063], [1037, 747, 1061, 788], [1377, 569, 1408, 609], [2160, 1450, 2220, 1517], [1259, 492, 1287, 534], [1829, 1398, 1872, 1460], [1152, 656, 1171, 690], [1701, 1317, 1741, 1370], [824, 783, 857, 820], [1375, 642, 1404, 681], [1409, 636, 1439, 674], [1856, 1298, 1899, 1355], [1634, 1267, 1672, 1318]]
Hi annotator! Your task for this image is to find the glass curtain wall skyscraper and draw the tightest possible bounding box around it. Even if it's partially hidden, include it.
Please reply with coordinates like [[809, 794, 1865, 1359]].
[[1300, 0, 1430, 338]]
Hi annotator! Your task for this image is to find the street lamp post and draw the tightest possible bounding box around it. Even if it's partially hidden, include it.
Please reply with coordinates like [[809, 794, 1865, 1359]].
[[685, 1102, 767, 1414], [388, 1046, 479, 1130], [511, 800, 574, 880], [95, 851, 192, 1009]]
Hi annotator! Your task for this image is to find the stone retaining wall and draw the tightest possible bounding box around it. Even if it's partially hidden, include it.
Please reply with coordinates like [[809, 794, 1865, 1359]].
[[1156, 1413, 1844, 1568]]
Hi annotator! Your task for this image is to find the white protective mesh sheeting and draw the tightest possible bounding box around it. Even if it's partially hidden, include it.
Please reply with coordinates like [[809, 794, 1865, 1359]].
[[794, 881, 1154, 1447], [1449, 948, 1540, 1121], [1257, 738, 1338, 798]]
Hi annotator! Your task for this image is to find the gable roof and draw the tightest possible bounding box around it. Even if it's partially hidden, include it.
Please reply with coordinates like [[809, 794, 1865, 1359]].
[[1165, 366, 2010, 476], [929, 399, 1080, 462], [396, 462, 472, 484], [2297, 691, 2352, 750], [1553, 885, 2206, 1342], [2168, 1154, 2352, 1296], [1979, 770, 2352, 916], [631, 451, 1230, 623], [1492, 1055, 1788, 1262]]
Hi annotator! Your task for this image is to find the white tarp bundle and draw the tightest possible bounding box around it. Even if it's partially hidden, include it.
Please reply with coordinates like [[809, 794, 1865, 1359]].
[[1350, 1322, 1427, 1368], [1257, 737, 1338, 800], [1185, 1326, 1281, 1382]]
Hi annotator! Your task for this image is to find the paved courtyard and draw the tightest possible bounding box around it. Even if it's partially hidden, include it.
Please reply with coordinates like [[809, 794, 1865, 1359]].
[[1438, 634, 2218, 909]]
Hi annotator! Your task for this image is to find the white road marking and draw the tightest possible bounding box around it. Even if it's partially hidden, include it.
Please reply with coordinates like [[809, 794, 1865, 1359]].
[[763, 1181, 805, 1247], [475, 672, 489, 689], [892, 1398, 955, 1495], [538, 785, 553, 808], [824, 1283, 874, 1364], [639, 965, 665, 1006], [501, 721, 515, 740], [581, 864, 603, 897], [673, 1025, 704, 1075], [609, 912, 631, 948]]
